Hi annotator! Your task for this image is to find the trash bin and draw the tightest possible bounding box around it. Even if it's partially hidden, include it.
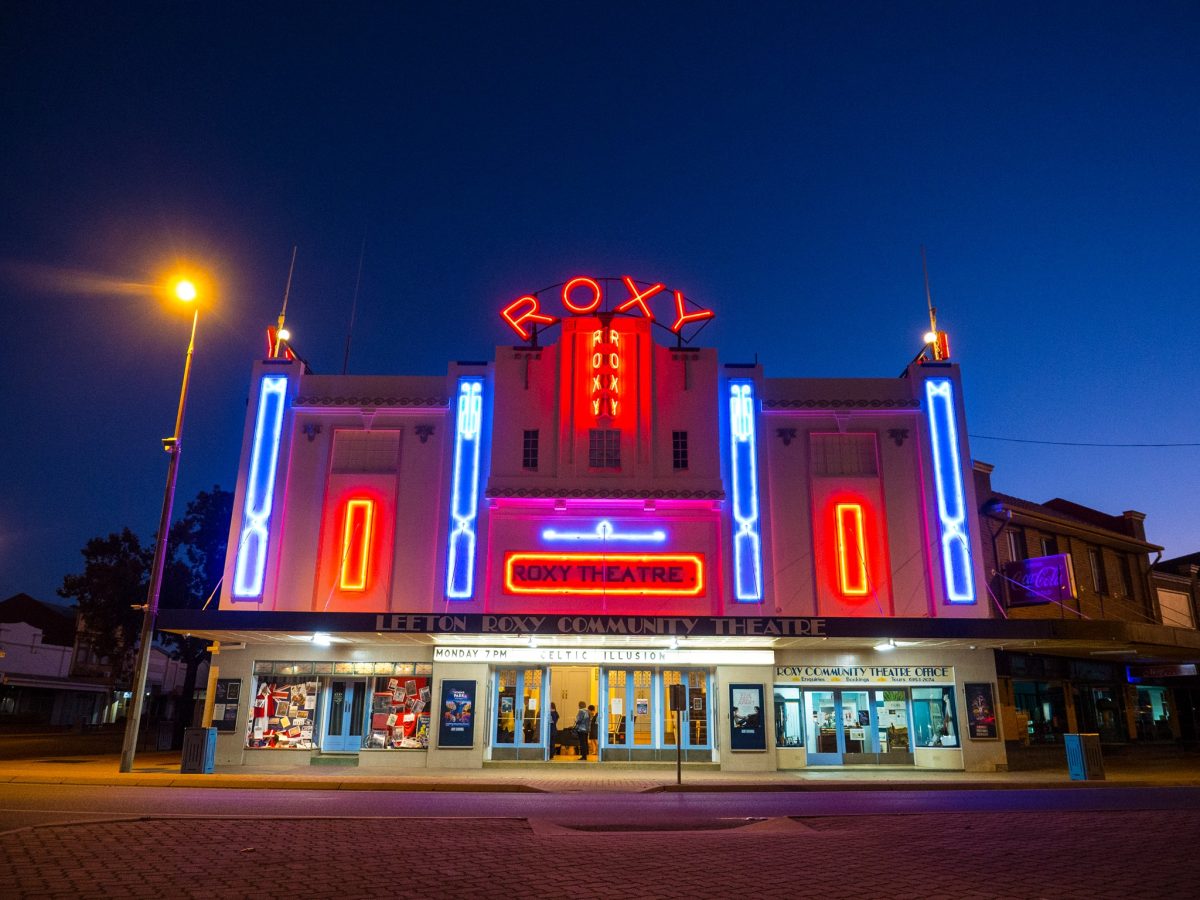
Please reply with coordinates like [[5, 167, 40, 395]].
[[181, 727, 217, 774], [1064, 733, 1105, 781]]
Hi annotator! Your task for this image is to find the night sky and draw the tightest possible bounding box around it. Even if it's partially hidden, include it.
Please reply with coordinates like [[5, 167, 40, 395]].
[[2, 3, 1197, 602]]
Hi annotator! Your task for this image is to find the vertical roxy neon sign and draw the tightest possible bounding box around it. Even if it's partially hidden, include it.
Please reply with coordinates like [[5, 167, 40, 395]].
[[445, 376, 484, 599], [924, 378, 975, 604], [729, 380, 763, 601], [591, 327, 620, 418], [232, 375, 288, 598]]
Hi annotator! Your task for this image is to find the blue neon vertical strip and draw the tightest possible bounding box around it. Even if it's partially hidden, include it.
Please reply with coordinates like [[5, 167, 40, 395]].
[[445, 376, 484, 599], [924, 378, 976, 603], [729, 380, 763, 601], [232, 375, 288, 598]]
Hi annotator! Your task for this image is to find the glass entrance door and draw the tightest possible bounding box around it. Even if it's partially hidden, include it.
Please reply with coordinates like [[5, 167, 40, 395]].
[[662, 670, 710, 751], [323, 679, 365, 752], [804, 689, 881, 764], [493, 668, 546, 757]]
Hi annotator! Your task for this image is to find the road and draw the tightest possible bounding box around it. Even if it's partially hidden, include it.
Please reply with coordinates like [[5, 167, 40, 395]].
[[2, 784, 1199, 898]]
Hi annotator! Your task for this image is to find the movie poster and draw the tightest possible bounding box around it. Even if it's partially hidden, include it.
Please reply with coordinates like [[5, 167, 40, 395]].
[[965, 683, 999, 740], [437, 679, 477, 748], [246, 680, 318, 749], [729, 683, 766, 751], [213, 679, 241, 732]]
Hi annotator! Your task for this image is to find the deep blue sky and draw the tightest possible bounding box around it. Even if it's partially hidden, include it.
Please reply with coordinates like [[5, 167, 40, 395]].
[[2, 2, 1197, 602]]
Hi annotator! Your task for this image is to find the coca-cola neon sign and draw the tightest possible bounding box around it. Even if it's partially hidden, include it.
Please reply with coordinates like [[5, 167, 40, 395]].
[[500, 275, 715, 342]]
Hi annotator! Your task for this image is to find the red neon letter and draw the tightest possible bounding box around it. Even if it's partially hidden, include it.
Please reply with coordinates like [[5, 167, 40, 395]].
[[339, 498, 376, 591], [615, 276, 663, 319], [501, 295, 558, 341], [670, 290, 715, 333], [834, 503, 869, 596], [562, 276, 602, 314]]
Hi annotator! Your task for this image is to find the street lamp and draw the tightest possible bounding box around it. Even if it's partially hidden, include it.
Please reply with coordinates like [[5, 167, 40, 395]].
[[119, 277, 200, 773]]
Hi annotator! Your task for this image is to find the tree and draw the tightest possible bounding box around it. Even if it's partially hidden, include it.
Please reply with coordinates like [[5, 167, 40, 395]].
[[162, 486, 234, 744], [58, 528, 151, 687], [58, 486, 234, 743]]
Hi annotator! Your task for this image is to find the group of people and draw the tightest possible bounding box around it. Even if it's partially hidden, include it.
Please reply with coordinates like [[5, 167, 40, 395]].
[[549, 700, 598, 760]]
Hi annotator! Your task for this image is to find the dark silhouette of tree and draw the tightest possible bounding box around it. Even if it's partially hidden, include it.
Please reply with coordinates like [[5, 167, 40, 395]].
[[162, 486, 233, 744], [58, 528, 151, 688], [58, 487, 233, 744]]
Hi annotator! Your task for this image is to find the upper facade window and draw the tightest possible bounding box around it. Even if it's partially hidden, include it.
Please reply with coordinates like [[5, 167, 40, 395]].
[[522, 429, 539, 470], [1088, 547, 1108, 594], [331, 430, 401, 474], [588, 429, 621, 469], [1040, 536, 1059, 557], [1005, 530, 1027, 563], [811, 433, 878, 477], [672, 431, 688, 471]]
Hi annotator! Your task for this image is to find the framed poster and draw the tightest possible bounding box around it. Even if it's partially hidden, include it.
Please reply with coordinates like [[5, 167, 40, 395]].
[[212, 678, 242, 732], [437, 679, 477, 748], [729, 683, 766, 752], [965, 683, 999, 740]]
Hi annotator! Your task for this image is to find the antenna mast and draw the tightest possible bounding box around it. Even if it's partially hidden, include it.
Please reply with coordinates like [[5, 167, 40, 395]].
[[343, 237, 366, 375], [273, 245, 297, 358], [920, 245, 949, 361]]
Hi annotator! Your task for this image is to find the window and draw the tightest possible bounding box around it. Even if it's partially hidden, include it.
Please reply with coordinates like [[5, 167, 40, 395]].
[[773, 686, 803, 747], [1119, 556, 1135, 598], [1005, 530, 1026, 564], [1040, 536, 1058, 557], [588, 428, 620, 469], [1088, 548, 1108, 594], [331, 430, 401, 473], [811, 433, 879, 477], [911, 686, 959, 748], [246, 678, 320, 749], [672, 431, 688, 470], [366, 676, 431, 749], [522, 429, 539, 470], [1157, 589, 1195, 629]]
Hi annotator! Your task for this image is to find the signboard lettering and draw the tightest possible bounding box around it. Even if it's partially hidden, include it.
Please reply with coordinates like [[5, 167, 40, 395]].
[[499, 274, 715, 341], [1004, 553, 1077, 607]]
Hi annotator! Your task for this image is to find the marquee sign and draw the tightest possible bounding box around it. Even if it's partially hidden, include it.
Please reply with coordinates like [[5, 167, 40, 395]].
[[503, 551, 705, 596], [775, 665, 954, 686], [434, 646, 772, 665], [500, 275, 715, 341]]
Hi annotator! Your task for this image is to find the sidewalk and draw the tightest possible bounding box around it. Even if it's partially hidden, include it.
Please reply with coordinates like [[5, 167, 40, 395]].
[[2, 751, 1199, 792]]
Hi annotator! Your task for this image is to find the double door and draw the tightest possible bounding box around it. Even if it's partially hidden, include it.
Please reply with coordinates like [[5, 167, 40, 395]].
[[494, 668, 547, 757], [805, 689, 913, 765]]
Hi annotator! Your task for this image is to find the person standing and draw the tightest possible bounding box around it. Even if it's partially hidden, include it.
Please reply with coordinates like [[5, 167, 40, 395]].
[[587, 703, 599, 758], [549, 702, 560, 756], [574, 700, 590, 760]]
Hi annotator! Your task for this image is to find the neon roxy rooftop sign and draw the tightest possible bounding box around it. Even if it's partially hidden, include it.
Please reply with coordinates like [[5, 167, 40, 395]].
[[499, 275, 715, 342]]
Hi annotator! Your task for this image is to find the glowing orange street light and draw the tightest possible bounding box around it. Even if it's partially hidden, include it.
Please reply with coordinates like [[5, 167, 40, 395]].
[[119, 275, 203, 774]]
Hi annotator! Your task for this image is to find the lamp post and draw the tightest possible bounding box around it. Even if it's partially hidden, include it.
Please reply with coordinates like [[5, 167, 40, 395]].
[[119, 278, 199, 773]]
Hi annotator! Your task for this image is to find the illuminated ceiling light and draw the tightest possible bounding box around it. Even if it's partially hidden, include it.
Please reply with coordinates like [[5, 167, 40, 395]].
[[873, 639, 896, 652], [312, 632, 332, 647]]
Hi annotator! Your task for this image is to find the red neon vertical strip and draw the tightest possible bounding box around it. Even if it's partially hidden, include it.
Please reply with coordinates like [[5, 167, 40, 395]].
[[339, 498, 375, 591], [835, 503, 869, 596]]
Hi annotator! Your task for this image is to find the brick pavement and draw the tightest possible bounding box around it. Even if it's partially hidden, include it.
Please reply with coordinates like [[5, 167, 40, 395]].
[[2, 808, 1198, 899]]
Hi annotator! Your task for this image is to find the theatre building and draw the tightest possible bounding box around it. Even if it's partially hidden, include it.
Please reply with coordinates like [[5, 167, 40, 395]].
[[163, 274, 1038, 773]]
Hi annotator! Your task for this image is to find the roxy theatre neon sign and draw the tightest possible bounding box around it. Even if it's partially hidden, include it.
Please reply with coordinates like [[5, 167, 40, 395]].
[[500, 275, 716, 341]]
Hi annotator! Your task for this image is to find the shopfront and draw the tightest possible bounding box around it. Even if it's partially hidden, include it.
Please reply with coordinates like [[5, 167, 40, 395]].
[[772, 650, 1005, 771], [431, 645, 758, 763]]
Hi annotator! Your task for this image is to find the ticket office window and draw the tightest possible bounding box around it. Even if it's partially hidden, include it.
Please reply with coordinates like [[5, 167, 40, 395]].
[[911, 686, 960, 748], [774, 686, 804, 748], [604, 669, 654, 748], [662, 669, 710, 749]]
